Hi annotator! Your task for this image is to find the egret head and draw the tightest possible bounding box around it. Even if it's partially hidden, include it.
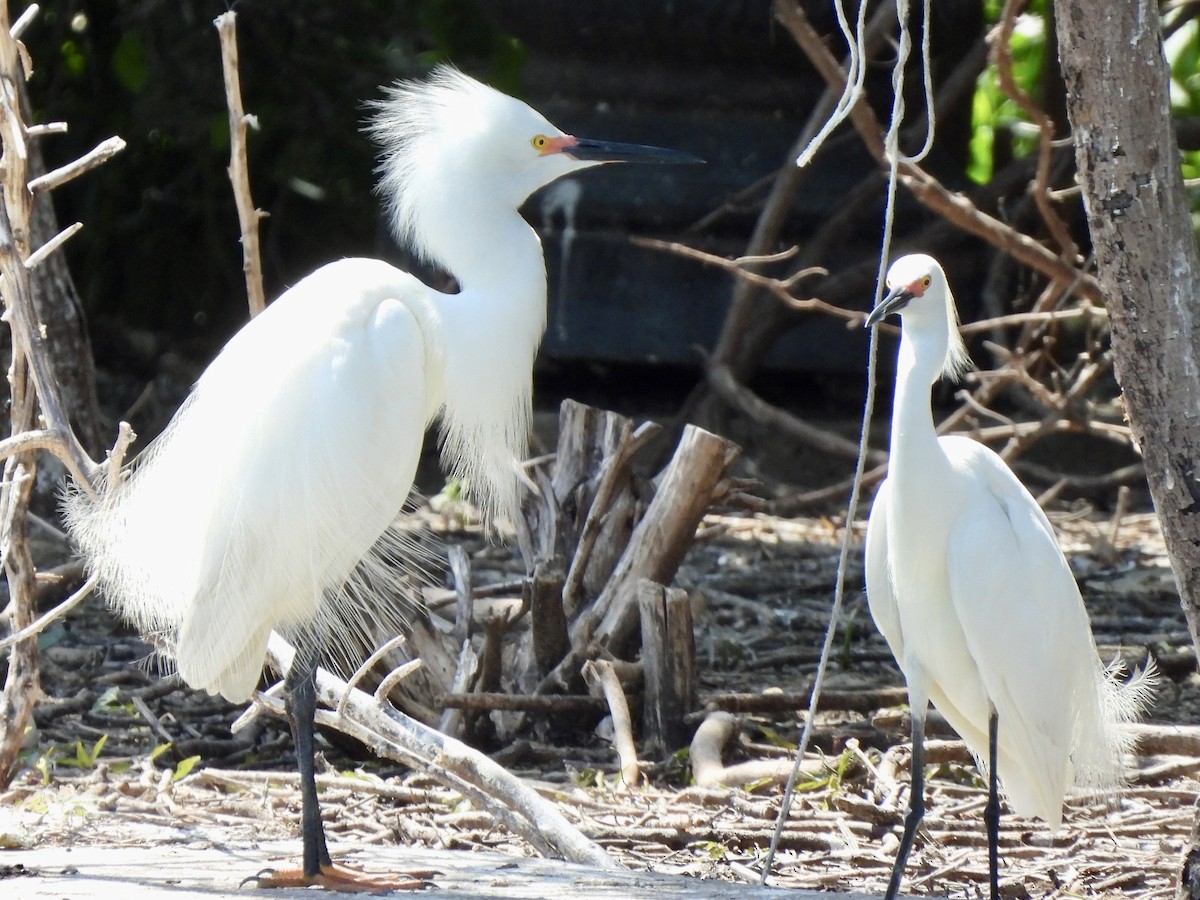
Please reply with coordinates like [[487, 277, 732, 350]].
[[864, 253, 971, 380], [369, 65, 698, 265]]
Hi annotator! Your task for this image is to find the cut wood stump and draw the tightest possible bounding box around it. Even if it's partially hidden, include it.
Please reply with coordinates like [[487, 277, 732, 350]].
[[639, 579, 697, 755], [377, 399, 741, 762]]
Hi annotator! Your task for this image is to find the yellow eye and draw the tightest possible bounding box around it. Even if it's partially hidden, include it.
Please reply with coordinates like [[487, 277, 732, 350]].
[[921, 275, 932, 289], [531, 134, 548, 151]]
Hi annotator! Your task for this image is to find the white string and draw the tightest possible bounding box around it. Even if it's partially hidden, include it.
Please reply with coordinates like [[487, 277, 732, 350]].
[[759, 0, 933, 883], [795, 0, 871, 168], [905, 0, 937, 164]]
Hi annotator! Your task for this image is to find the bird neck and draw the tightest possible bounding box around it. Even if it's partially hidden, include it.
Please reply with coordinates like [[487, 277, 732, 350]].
[[889, 327, 947, 478], [428, 208, 548, 526]]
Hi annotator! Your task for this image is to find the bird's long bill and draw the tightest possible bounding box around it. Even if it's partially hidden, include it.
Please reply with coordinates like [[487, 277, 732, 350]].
[[864, 285, 915, 328], [566, 137, 703, 165]]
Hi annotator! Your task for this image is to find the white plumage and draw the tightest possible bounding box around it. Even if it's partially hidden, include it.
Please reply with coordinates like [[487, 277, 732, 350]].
[[63, 65, 697, 890], [62, 67, 682, 704], [864, 254, 1153, 896]]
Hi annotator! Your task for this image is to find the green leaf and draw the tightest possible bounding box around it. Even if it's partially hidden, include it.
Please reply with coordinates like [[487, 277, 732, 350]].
[[172, 756, 201, 782]]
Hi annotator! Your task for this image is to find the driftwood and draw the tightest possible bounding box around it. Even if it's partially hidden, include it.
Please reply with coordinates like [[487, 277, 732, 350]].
[[256, 635, 619, 870], [530, 405, 741, 696], [377, 400, 738, 757], [582, 658, 641, 788], [690, 712, 831, 789]]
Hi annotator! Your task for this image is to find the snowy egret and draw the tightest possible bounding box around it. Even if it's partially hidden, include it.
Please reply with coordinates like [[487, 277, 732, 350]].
[[862, 254, 1153, 900], [64, 66, 699, 892]]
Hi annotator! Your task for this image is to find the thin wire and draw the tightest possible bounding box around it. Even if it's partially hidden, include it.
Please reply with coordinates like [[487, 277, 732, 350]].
[[759, 0, 931, 883]]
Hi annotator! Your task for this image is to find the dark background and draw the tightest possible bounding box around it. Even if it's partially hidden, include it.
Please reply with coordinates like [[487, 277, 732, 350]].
[[23, 1, 984, 404]]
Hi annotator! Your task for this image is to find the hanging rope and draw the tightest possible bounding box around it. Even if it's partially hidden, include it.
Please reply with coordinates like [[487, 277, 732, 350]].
[[760, 0, 934, 883], [795, 0, 870, 167]]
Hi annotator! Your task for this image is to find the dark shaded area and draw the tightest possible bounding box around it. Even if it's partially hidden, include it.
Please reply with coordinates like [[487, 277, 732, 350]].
[[22, 0, 984, 398]]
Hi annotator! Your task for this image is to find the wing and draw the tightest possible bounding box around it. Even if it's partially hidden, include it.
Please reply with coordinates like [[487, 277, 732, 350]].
[[942, 436, 1088, 824], [68, 259, 440, 701], [864, 478, 906, 671]]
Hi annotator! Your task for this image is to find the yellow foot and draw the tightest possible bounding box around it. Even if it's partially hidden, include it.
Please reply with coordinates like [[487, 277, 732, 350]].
[[245, 861, 437, 894]]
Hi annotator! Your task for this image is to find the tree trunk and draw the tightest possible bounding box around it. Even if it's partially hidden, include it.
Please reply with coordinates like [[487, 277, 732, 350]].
[[1052, 11, 1200, 893], [1053, 2, 1200, 633], [0, 79, 104, 458]]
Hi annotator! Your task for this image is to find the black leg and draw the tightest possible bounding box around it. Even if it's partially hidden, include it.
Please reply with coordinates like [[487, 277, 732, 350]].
[[885, 703, 927, 900], [284, 642, 332, 876], [984, 709, 1001, 900]]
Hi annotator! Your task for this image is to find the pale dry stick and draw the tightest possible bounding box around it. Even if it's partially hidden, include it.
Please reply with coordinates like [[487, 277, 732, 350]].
[[24, 221, 82, 269], [24, 121, 67, 137], [335, 632, 416, 718], [373, 658, 424, 701], [0, 428, 91, 488], [581, 658, 641, 788], [690, 711, 826, 789], [983, 340, 1064, 411], [214, 11, 266, 317], [968, 419, 1132, 448], [27, 136, 126, 196], [991, 0, 1078, 261], [0, 573, 95, 652], [959, 305, 1107, 335], [9, 1, 36, 38], [633, 236, 851, 322]]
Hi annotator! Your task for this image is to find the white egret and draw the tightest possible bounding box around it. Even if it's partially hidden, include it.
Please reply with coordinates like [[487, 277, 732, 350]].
[[863, 254, 1153, 900], [64, 66, 699, 892]]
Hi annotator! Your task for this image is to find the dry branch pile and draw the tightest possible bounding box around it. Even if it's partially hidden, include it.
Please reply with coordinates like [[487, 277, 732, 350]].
[[375, 400, 743, 775], [661, 0, 1148, 514]]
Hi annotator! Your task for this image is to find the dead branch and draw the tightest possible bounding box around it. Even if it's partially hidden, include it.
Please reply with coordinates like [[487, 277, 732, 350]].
[[0, 3, 122, 785], [690, 712, 828, 789], [262, 634, 620, 870], [214, 12, 266, 317], [538, 421, 740, 693], [27, 135, 125, 196], [991, 0, 1078, 261], [773, 0, 1100, 302], [582, 658, 641, 788], [707, 362, 887, 466]]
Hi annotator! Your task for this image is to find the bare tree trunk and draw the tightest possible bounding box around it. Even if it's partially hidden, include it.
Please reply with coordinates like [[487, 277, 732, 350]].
[[28, 163, 104, 457], [0, 78, 104, 458], [1052, 6, 1200, 893]]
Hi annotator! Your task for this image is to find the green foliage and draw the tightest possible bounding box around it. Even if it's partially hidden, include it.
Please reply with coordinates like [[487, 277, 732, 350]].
[[968, 2, 1046, 185], [1166, 18, 1200, 186], [31, 734, 109, 781], [793, 746, 856, 797], [112, 31, 149, 93], [148, 742, 201, 781], [92, 685, 134, 715], [690, 840, 728, 860], [171, 754, 201, 782], [751, 722, 795, 751]]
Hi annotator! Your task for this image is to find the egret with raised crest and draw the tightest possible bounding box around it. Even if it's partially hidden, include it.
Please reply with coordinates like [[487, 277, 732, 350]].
[[64, 66, 700, 892]]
